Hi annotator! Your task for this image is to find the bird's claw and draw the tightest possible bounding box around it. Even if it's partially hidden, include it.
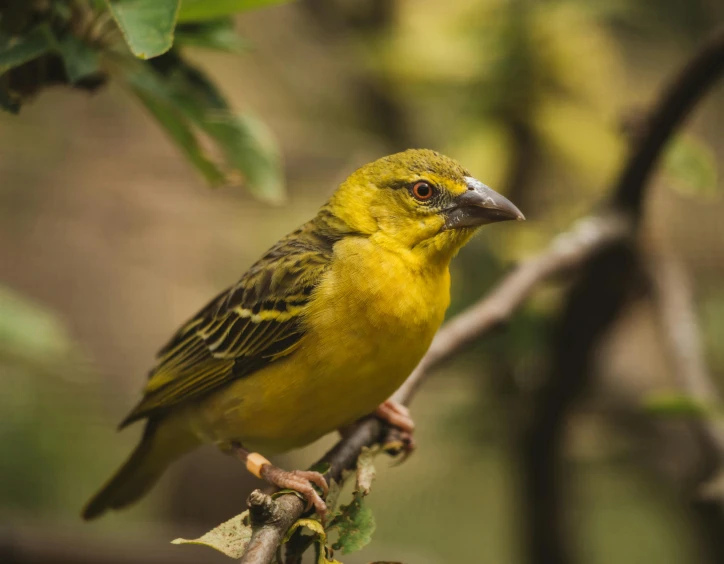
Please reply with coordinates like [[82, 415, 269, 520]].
[[375, 399, 415, 433], [260, 465, 329, 520], [376, 399, 416, 463], [382, 427, 416, 464]]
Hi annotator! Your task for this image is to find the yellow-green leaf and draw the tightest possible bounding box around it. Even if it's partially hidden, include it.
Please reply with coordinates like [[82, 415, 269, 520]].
[[178, 0, 291, 23], [106, 0, 180, 59], [663, 134, 718, 198], [171, 510, 252, 558], [643, 391, 723, 419]]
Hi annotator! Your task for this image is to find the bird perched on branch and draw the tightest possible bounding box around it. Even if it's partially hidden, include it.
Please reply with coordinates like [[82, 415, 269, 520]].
[[82, 149, 524, 520]]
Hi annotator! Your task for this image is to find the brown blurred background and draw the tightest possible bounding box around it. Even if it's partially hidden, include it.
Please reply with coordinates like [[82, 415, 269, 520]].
[[2, 1, 724, 562]]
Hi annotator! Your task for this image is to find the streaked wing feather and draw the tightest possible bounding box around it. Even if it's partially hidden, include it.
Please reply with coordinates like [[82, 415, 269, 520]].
[[119, 225, 338, 428]]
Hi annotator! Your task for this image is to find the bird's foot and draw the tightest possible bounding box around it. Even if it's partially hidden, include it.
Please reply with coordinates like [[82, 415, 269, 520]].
[[260, 465, 329, 520], [375, 400, 416, 462], [233, 446, 329, 520]]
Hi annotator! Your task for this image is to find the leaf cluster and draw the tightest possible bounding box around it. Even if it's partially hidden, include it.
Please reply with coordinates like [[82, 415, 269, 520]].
[[173, 446, 385, 563], [0, 0, 288, 200]]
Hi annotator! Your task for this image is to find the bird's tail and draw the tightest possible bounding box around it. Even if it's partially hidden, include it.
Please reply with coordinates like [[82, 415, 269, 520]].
[[82, 417, 198, 520]]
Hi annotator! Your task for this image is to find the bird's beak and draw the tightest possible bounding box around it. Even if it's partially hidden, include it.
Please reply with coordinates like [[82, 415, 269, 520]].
[[443, 177, 525, 230]]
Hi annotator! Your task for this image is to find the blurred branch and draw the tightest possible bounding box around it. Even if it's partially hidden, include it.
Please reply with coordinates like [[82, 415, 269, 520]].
[[520, 24, 724, 564], [612, 25, 724, 219], [650, 255, 724, 564], [651, 257, 724, 424]]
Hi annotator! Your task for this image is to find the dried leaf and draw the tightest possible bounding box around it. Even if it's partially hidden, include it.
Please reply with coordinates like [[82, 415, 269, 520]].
[[284, 519, 342, 564], [356, 446, 378, 496], [171, 510, 252, 559], [325, 478, 342, 516]]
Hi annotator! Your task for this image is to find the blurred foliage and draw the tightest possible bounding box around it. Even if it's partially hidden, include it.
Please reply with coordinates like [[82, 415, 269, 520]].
[[0, 0, 723, 562], [0, 0, 286, 200], [0, 286, 100, 512], [663, 134, 719, 199], [642, 391, 724, 419], [0, 285, 76, 367], [378, 0, 625, 221]]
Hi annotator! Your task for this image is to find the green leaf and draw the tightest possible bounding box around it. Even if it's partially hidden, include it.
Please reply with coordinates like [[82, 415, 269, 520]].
[[171, 510, 252, 558], [177, 0, 291, 23], [130, 84, 227, 185], [125, 53, 284, 200], [202, 113, 285, 203], [324, 447, 379, 555], [55, 35, 101, 83], [663, 134, 718, 198], [0, 86, 20, 114], [308, 461, 331, 475], [642, 391, 723, 418], [174, 19, 247, 53], [0, 25, 56, 72], [106, 0, 181, 59], [330, 495, 376, 555]]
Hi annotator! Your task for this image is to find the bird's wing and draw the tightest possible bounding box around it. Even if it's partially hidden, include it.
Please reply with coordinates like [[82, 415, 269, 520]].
[[120, 226, 336, 427]]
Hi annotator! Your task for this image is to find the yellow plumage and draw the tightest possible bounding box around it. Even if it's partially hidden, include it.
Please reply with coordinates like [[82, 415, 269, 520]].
[[83, 149, 523, 519]]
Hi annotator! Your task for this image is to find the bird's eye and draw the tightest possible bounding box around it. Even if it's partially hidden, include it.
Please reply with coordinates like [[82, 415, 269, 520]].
[[411, 181, 434, 201]]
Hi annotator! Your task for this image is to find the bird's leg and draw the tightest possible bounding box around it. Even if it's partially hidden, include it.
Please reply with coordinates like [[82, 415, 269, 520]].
[[375, 400, 416, 460], [230, 442, 329, 520]]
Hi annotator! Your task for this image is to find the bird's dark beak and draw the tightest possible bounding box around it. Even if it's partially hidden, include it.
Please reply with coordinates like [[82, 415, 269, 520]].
[[443, 177, 525, 230]]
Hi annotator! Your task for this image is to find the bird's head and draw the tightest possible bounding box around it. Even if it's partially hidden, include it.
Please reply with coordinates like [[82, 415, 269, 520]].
[[326, 149, 524, 263]]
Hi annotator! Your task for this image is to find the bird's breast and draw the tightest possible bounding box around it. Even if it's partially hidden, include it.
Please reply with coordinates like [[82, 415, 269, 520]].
[[299, 237, 451, 407], [190, 237, 451, 453]]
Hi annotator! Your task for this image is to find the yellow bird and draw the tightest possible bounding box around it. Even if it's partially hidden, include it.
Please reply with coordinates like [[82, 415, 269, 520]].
[[82, 149, 523, 520]]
